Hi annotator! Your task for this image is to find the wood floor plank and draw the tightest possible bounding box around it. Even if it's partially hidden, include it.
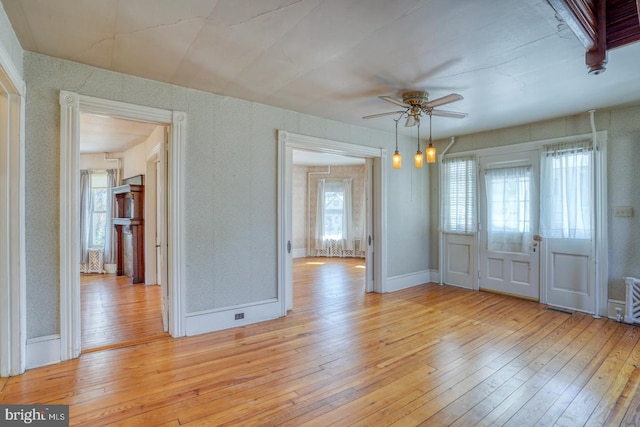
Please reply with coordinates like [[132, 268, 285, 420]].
[[3, 257, 640, 426]]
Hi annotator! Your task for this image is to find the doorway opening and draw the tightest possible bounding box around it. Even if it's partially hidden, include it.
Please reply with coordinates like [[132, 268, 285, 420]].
[[59, 91, 187, 361], [291, 150, 369, 307], [79, 112, 168, 351], [278, 130, 386, 316]]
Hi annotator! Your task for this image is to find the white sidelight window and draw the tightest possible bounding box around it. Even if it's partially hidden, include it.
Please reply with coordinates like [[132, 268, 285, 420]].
[[441, 156, 477, 234]]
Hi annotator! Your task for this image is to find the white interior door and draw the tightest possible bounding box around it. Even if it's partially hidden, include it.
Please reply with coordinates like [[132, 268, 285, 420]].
[[479, 150, 540, 300]]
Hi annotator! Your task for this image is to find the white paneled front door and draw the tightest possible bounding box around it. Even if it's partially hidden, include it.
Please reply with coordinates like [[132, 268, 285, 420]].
[[479, 150, 540, 300]]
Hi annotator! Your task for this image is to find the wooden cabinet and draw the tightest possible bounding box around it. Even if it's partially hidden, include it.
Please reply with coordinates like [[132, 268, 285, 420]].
[[113, 184, 145, 284]]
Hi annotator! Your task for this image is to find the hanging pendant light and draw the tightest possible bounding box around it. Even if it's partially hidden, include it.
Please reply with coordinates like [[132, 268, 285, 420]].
[[392, 117, 402, 169], [414, 120, 423, 168], [425, 112, 436, 163]]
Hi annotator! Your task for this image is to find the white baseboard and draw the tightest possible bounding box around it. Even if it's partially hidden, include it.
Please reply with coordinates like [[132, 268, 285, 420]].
[[26, 335, 61, 369], [185, 299, 282, 336], [386, 270, 431, 292], [429, 269, 440, 284], [292, 248, 307, 258]]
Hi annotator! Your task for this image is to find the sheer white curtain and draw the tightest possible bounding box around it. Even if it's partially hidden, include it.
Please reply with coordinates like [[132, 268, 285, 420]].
[[540, 140, 593, 239], [441, 156, 477, 233], [359, 182, 367, 253], [314, 179, 326, 250], [79, 169, 91, 271], [103, 169, 118, 264], [314, 178, 357, 256], [485, 166, 532, 253], [342, 178, 353, 251]]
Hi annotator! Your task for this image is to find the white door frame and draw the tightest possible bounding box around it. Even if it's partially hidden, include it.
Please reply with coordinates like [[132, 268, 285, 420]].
[[59, 91, 187, 360], [0, 50, 26, 376], [277, 131, 387, 314]]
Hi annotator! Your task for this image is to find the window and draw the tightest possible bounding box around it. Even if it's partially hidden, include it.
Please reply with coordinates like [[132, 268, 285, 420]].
[[314, 178, 354, 253], [90, 172, 108, 247], [442, 156, 477, 233], [540, 141, 593, 239], [484, 166, 532, 253], [323, 182, 345, 239]]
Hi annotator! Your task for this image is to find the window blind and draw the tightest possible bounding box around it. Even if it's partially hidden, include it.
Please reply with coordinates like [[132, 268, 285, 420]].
[[442, 156, 477, 233]]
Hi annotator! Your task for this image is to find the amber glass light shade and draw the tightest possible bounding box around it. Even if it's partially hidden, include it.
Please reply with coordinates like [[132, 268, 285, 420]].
[[426, 144, 436, 163], [414, 151, 424, 168], [392, 150, 402, 169]]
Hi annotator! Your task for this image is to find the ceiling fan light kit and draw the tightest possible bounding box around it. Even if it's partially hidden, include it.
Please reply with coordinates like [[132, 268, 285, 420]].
[[414, 120, 424, 168], [363, 90, 467, 169], [393, 117, 402, 169]]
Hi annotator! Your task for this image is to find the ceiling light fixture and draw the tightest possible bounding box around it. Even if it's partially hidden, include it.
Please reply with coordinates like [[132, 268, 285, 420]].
[[426, 112, 436, 163], [414, 119, 424, 168], [392, 110, 431, 169], [392, 117, 402, 169], [363, 91, 467, 169]]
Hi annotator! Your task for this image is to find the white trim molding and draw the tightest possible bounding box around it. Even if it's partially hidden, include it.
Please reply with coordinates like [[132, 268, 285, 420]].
[[59, 91, 187, 363], [0, 36, 25, 95], [169, 111, 187, 337], [386, 271, 432, 293], [59, 91, 81, 361], [185, 299, 281, 336], [0, 53, 26, 376]]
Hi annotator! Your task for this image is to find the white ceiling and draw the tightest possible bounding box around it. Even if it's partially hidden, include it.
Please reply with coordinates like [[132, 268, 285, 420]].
[[292, 149, 364, 166], [4, 0, 640, 143], [80, 113, 161, 153]]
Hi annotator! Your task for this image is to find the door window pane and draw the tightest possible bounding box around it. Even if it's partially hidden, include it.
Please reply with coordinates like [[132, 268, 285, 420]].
[[485, 166, 532, 253], [540, 141, 593, 239], [324, 190, 344, 239]]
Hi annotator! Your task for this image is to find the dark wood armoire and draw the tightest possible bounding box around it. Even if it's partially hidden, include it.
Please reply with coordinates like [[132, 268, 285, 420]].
[[113, 183, 145, 283]]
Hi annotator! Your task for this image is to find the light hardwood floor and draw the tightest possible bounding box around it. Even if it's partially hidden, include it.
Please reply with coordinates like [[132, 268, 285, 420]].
[[80, 273, 166, 351], [3, 257, 640, 426]]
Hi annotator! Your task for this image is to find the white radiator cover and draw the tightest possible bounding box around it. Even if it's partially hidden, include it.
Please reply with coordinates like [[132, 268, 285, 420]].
[[87, 248, 104, 273], [624, 277, 640, 324]]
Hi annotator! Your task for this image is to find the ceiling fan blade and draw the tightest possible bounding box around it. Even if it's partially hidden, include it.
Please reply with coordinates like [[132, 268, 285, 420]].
[[425, 93, 463, 108], [430, 109, 468, 119], [379, 95, 410, 108], [362, 110, 406, 119]]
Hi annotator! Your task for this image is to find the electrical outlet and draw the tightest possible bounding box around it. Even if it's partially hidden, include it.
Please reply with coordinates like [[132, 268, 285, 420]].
[[614, 206, 633, 217], [235, 313, 244, 320]]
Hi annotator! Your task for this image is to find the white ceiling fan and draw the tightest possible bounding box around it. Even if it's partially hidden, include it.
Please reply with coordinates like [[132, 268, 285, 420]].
[[363, 90, 467, 127]]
